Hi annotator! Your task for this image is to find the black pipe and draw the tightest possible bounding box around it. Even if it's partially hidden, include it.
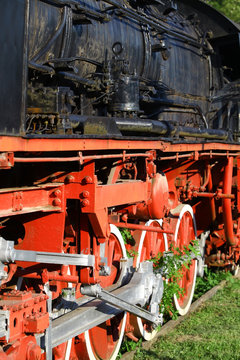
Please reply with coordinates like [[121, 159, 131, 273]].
[[41, 0, 106, 20], [28, 61, 55, 75], [32, 6, 67, 62], [116, 118, 228, 140], [57, 71, 96, 87], [100, 0, 211, 52], [177, 126, 228, 140], [140, 96, 209, 128], [77, 116, 229, 140], [115, 118, 172, 136]]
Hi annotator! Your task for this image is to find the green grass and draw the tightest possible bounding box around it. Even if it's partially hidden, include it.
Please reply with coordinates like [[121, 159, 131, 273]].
[[118, 269, 232, 358], [133, 277, 240, 360], [193, 268, 233, 301]]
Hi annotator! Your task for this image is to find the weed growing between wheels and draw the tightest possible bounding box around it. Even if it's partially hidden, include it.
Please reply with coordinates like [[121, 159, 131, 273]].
[[151, 240, 200, 320], [117, 239, 200, 358], [119, 228, 138, 258], [120, 227, 200, 319], [118, 227, 233, 359]]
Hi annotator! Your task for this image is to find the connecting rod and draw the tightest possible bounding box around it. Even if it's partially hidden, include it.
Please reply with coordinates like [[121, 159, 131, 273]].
[[81, 283, 161, 326]]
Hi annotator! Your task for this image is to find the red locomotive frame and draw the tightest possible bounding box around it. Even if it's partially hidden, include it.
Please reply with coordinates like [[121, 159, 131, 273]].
[[0, 136, 239, 359]]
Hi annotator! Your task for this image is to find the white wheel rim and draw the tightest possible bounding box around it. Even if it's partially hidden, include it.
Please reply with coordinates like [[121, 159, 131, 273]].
[[84, 224, 127, 360], [173, 205, 197, 316], [109, 224, 127, 259], [136, 219, 168, 269], [84, 314, 127, 360]]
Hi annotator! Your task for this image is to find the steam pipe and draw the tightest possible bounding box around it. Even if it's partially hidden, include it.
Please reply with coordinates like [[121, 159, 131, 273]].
[[114, 222, 174, 234], [207, 165, 216, 223], [32, 6, 68, 62], [115, 118, 228, 140], [177, 126, 228, 140], [222, 157, 237, 246], [58, 71, 96, 87]]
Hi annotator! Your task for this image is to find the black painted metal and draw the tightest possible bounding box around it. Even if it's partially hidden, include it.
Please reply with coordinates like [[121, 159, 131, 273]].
[[0, 0, 239, 139], [0, 0, 28, 135]]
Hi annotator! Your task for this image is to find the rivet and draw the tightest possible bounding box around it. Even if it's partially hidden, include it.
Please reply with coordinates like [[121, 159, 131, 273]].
[[82, 176, 92, 184], [81, 199, 90, 207], [53, 189, 61, 197], [81, 191, 89, 198], [65, 175, 75, 183], [53, 198, 61, 207]]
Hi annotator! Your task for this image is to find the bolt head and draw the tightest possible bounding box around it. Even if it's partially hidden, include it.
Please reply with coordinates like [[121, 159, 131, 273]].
[[65, 175, 75, 183], [53, 189, 61, 197], [52, 198, 61, 207], [81, 190, 89, 198], [81, 199, 90, 207], [82, 176, 92, 184]]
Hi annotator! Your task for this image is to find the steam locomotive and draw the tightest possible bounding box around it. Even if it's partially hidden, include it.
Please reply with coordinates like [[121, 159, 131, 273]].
[[0, 0, 239, 359]]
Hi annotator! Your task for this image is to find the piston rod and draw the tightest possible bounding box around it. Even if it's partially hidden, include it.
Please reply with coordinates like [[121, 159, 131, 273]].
[[0, 237, 95, 267], [81, 284, 161, 325]]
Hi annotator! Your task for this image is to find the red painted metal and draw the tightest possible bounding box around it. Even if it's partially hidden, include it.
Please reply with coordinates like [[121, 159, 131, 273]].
[[114, 222, 173, 234], [207, 164, 216, 224], [17, 271, 79, 283], [169, 206, 197, 315], [0, 134, 240, 359], [16, 211, 66, 256], [13, 149, 240, 165], [14, 151, 151, 164], [14, 156, 81, 163], [200, 164, 210, 191], [222, 157, 237, 247], [0, 135, 239, 153], [237, 157, 240, 237], [0, 184, 64, 218], [0, 336, 42, 360], [129, 173, 169, 220], [78, 225, 127, 359], [192, 191, 235, 199], [0, 290, 48, 342], [0, 152, 14, 169]]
